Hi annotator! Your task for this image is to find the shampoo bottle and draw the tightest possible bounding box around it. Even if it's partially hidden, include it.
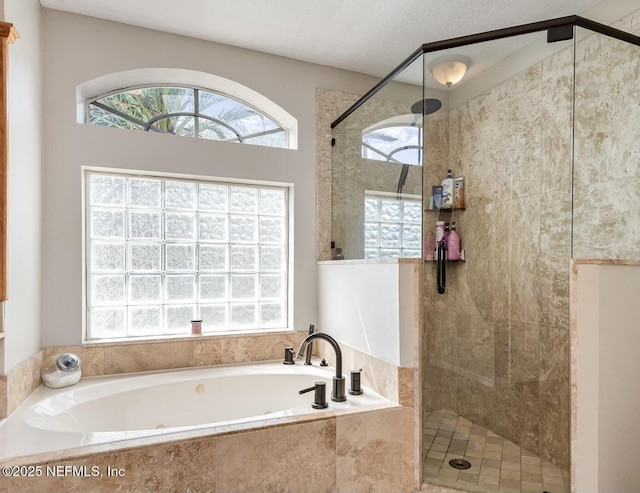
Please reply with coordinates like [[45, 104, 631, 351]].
[[448, 222, 461, 260], [441, 169, 454, 209], [424, 231, 435, 261]]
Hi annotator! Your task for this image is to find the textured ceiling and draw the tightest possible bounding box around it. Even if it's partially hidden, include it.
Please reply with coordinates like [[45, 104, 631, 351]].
[[41, 0, 629, 80]]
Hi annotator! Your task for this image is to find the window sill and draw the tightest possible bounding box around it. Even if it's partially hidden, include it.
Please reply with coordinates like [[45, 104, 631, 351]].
[[81, 327, 296, 347]]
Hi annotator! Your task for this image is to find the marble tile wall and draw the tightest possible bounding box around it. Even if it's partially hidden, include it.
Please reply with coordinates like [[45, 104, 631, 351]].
[[0, 350, 44, 418], [0, 408, 409, 493], [572, 10, 640, 261]]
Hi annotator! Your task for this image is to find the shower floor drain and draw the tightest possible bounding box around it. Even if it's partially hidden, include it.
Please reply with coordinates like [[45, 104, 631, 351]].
[[448, 459, 472, 470]]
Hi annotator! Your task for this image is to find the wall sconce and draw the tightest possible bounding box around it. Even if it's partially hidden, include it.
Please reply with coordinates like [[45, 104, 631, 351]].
[[430, 56, 470, 87]]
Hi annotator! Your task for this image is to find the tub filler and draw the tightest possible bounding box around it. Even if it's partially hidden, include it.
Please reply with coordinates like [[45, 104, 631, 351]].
[[0, 360, 397, 462]]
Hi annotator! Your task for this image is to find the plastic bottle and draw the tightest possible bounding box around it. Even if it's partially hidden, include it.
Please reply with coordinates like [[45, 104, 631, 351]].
[[448, 222, 461, 261], [424, 231, 436, 261], [441, 169, 454, 209], [435, 221, 445, 243]]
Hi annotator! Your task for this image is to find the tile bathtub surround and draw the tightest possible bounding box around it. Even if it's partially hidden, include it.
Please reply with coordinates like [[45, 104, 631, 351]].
[[0, 350, 44, 418], [44, 331, 308, 377], [0, 408, 409, 493]]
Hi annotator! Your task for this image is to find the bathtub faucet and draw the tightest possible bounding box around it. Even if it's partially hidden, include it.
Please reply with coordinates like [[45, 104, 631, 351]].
[[296, 332, 346, 402]]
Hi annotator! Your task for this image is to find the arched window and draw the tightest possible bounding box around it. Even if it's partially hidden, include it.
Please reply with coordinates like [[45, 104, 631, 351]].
[[87, 85, 288, 148], [362, 119, 422, 166]]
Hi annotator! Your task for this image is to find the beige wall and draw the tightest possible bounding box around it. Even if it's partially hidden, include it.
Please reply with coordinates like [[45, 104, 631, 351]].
[[40, 9, 385, 348], [572, 262, 640, 493]]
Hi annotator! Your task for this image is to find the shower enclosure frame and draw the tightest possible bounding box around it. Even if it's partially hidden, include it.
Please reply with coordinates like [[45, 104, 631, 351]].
[[331, 15, 640, 130]]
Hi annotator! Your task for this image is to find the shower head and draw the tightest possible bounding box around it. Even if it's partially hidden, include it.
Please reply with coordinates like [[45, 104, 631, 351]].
[[411, 98, 442, 116]]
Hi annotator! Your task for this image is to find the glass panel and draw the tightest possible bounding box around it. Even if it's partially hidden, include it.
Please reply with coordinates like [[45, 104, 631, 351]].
[[128, 306, 162, 336], [197, 118, 239, 141], [229, 215, 257, 242], [88, 105, 142, 130], [91, 275, 126, 305], [199, 274, 228, 301], [165, 305, 195, 333], [230, 274, 257, 300], [97, 87, 194, 116], [331, 53, 424, 259], [259, 189, 286, 216], [89, 307, 126, 339], [199, 244, 228, 271], [165, 244, 196, 271], [165, 212, 196, 240], [129, 243, 161, 272], [92, 242, 125, 272], [259, 302, 284, 326], [230, 245, 257, 271], [129, 211, 161, 239], [199, 304, 227, 330], [149, 116, 195, 137], [244, 131, 286, 148], [90, 175, 125, 206], [230, 303, 256, 328], [416, 28, 576, 487], [129, 178, 161, 208], [229, 187, 258, 213], [165, 181, 196, 210], [199, 214, 228, 242], [199, 184, 228, 212], [199, 90, 279, 137], [129, 275, 162, 304], [91, 210, 124, 238], [165, 274, 196, 302]]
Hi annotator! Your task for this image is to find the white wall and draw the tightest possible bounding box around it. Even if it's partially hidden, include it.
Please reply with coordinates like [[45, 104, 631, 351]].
[[318, 260, 418, 367], [573, 263, 640, 493], [41, 10, 383, 347], [1, 0, 42, 373]]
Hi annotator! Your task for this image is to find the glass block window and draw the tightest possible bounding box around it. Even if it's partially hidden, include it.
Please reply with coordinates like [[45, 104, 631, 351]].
[[88, 86, 287, 149], [364, 193, 422, 259], [86, 171, 289, 341], [362, 125, 422, 166]]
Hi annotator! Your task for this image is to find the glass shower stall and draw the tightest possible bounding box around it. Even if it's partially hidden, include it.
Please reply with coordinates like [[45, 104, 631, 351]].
[[330, 13, 640, 492]]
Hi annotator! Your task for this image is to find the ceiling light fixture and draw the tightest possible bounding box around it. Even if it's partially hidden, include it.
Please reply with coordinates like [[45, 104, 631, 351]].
[[430, 56, 470, 87]]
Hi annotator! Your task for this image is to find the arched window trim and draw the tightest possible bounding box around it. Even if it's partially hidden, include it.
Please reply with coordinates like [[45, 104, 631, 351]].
[[77, 69, 298, 149]]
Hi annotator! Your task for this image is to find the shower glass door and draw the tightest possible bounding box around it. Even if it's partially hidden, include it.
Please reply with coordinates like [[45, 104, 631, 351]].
[[421, 28, 575, 492]]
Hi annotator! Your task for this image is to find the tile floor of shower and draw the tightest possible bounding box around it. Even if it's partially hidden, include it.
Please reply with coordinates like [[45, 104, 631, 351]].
[[422, 409, 570, 493]]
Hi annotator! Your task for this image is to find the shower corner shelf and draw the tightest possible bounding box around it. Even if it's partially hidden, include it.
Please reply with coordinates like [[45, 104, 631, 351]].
[[425, 207, 466, 212], [425, 249, 466, 263]]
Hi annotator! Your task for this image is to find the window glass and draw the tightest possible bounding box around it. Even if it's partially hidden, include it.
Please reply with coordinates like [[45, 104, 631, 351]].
[[86, 171, 289, 340], [364, 194, 422, 259], [88, 86, 287, 148]]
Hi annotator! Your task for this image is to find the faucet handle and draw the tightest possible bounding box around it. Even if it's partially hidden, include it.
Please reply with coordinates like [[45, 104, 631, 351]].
[[299, 381, 329, 409], [349, 369, 364, 395], [283, 346, 295, 365]]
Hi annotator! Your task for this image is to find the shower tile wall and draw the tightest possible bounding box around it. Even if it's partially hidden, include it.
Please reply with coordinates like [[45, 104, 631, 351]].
[[422, 9, 640, 473], [573, 9, 640, 261]]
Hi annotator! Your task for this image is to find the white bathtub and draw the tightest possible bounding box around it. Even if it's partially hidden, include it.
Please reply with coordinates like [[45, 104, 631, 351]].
[[0, 360, 394, 461]]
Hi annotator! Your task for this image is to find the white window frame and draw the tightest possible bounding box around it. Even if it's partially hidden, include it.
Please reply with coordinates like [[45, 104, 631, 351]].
[[83, 168, 292, 342]]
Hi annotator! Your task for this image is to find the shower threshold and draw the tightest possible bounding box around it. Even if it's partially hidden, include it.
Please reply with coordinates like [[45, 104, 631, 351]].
[[422, 409, 569, 493]]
